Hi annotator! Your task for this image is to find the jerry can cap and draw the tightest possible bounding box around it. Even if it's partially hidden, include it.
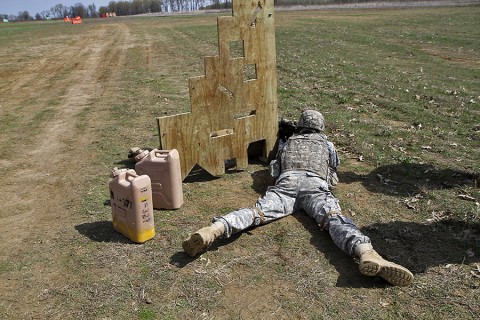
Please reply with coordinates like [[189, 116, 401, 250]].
[[134, 150, 150, 162], [110, 167, 129, 178]]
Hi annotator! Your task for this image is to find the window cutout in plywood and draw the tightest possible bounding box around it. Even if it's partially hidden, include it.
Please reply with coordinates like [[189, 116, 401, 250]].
[[225, 158, 237, 171], [247, 139, 265, 158], [209, 128, 234, 139], [229, 40, 244, 58], [243, 64, 257, 81], [234, 109, 256, 120]]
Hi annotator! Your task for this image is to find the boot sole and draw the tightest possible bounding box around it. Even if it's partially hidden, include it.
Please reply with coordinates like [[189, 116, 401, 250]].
[[182, 233, 206, 257], [379, 265, 414, 287], [359, 261, 381, 277], [360, 260, 414, 286]]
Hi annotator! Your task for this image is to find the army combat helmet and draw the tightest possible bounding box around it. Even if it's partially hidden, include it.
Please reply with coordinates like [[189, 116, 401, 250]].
[[297, 110, 325, 132]]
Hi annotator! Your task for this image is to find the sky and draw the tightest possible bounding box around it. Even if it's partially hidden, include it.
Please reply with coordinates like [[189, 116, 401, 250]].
[[1, 0, 112, 16]]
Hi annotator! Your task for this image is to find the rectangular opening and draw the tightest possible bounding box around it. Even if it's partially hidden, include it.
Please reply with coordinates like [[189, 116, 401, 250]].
[[229, 40, 244, 58], [234, 109, 256, 120], [243, 64, 257, 81], [248, 139, 265, 159], [209, 128, 234, 139], [224, 158, 237, 170]]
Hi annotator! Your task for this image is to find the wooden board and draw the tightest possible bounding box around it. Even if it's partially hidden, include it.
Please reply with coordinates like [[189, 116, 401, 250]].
[[157, 0, 278, 180]]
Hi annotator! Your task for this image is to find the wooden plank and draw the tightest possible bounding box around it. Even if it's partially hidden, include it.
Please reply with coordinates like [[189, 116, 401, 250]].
[[157, 0, 278, 180]]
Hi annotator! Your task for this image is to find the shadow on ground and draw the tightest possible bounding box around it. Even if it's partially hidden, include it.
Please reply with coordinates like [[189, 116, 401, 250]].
[[361, 219, 480, 273], [169, 233, 243, 268], [293, 213, 381, 288], [75, 221, 134, 244], [294, 213, 480, 287], [339, 163, 478, 197]]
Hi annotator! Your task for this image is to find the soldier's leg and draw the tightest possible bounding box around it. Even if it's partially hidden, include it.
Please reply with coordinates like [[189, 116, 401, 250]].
[[301, 188, 368, 255], [216, 179, 297, 238], [183, 175, 297, 256], [354, 242, 414, 287], [301, 185, 414, 286], [182, 221, 225, 257]]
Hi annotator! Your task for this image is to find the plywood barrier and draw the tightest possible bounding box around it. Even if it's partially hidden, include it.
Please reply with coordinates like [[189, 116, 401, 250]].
[[157, 0, 278, 180]]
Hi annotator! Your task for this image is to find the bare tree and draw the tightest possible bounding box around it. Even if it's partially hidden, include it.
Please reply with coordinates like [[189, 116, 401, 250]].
[[70, 3, 87, 17], [132, 0, 144, 14], [87, 3, 98, 18], [98, 6, 108, 15], [40, 10, 52, 19], [52, 4, 65, 18], [108, 1, 116, 13], [17, 11, 32, 21]]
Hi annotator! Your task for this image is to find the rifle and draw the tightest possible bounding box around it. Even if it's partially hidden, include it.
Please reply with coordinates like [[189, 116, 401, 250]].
[[277, 118, 297, 143]]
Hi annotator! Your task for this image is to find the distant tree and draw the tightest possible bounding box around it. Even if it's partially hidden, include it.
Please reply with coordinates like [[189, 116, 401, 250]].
[[108, 1, 116, 13], [115, 1, 132, 16], [71, 3, 87, 17], [98, 6, 109, 15], [167, 0, 176, 11], [131, 0, 144, 14], [148, 0, 163, 13], [191, 0, 205, 11], [161, 0, 169, 12], [52, 4, 66, 18], [175, 0, 188, 11], [18, 10, 32, 21], [40, 10, 51, 19], [35, 13, 42, 20], [87, 3, 98, 18], [211, 0, 221, 9]]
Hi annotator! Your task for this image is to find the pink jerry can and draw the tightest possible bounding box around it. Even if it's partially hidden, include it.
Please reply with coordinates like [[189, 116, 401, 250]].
[[135, 149, 183, 210], [109, 169, 155, 243]]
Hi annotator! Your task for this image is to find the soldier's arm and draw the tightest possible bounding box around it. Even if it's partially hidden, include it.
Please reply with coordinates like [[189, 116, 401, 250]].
[[326, 140, 340, 187], [327, 141, 340, 170], [269, 139, 285, 179]]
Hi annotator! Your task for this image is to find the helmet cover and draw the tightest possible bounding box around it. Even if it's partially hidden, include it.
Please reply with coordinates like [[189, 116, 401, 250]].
[[297, 110, 325, 131]]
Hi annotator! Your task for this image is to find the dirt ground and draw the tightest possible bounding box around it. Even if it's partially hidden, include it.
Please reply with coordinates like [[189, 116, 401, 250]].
[[0, 21, 133, 316], [1, 6, 479, 319]]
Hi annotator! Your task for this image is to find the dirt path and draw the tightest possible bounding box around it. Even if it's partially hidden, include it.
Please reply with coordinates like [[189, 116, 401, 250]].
[[0, 22, 130, 316]]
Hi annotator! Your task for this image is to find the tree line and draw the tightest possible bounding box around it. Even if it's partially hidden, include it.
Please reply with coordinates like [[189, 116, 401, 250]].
[[1, 0, 207, 21], [1, 0, 431, 22]]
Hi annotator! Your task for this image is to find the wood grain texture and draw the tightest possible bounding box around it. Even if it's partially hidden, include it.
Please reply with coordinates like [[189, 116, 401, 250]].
[[157, 0, 278, 180]]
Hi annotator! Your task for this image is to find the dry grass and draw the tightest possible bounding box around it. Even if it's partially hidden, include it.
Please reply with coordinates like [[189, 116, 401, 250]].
[[0, 5, 479, 319]]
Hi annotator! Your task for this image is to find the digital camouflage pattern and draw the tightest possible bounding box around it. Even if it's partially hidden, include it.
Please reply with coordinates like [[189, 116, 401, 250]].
[[280, 133, 330, 179], [296, 109, 325, 131], [213, 132, 371, 257], [188, 111, 414, 286]]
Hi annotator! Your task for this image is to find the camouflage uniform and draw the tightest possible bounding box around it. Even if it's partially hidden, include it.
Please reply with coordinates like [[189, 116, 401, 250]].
[[213, 131, 370, 257], [184, 110, 414, 286]]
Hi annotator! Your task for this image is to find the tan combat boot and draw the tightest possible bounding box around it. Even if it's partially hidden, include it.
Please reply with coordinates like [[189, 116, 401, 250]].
[[182, 222, 225, 257], [355, 243, 414, 287]]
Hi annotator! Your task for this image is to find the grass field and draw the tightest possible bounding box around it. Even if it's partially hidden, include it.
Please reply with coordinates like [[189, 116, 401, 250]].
[[0, 5, 479, 319]]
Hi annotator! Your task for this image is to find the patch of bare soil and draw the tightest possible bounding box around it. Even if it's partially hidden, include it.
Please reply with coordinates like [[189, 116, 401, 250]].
[[0, 22, 130, 316]]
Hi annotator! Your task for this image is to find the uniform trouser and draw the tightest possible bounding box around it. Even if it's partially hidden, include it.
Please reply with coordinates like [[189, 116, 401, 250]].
[[213, 171, 370, 256]]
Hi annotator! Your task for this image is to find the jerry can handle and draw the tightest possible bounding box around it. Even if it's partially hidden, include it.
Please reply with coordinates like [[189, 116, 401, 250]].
[[125, 170, 138, 181], [154, 150, 170, 158]]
